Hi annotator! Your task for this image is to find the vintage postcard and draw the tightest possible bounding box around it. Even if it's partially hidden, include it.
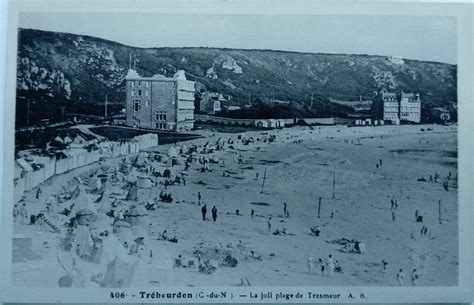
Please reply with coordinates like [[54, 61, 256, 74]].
[[0, 0, 473, 303]]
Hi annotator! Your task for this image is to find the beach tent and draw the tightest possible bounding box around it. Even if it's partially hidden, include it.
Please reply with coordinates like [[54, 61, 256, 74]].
[[87, 176, 102, 191], [100, 233, 130, 264], [95, 186, 112, 212], [267, 119, 278, 128], [101, 257, 138, 288], [96, 178, 111, 196], [126, 184, 138, 201], [112, 220, 135, 245], [167, 146, 178, 158], [148, 247, 174, 271], [75, 224, 93, 257], [69, 183, 98, 217], [136, 176, 152, 189], [133, 153, 149, 167], [99, 162, 115, 174], [124, 205, 148, 227], [12, 236, 42, 263], [255, 120, 269, 128], [76, 208, 96, 225]]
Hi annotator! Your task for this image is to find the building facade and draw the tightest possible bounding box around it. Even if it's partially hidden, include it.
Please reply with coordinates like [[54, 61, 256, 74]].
[[382, 92, 399, 123], [400, 92, 421, 123], [380, 90, 421, 124], [199, 92, 222, 115], [125, 69, 195, 131]]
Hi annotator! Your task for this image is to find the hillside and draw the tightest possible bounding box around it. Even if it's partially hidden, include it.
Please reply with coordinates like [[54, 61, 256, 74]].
[[16, 28, 457, 127]]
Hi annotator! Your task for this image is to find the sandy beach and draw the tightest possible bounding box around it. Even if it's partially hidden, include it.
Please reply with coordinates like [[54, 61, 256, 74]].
[[12, 124, 458, 287]]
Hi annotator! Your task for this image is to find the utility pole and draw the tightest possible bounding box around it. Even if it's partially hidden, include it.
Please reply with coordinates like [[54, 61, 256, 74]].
[[318, 197, 322, 218], [311, 93, 314, 108], [104, 94, 108, 119], [60, 106, 66, 121], [260, 168, 267, 194], [438, 200, 442, 224], [332, 171, 336, 199], [26, 98, 30, 128]]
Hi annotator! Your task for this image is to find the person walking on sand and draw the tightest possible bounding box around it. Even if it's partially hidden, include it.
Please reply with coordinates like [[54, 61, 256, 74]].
[[13, 204, 20, 223], [307, 254, 314, 274], [327, 254, 335, 277], [255, 172, 259, 180], [201, 205, 207, 221], [36, 187, 42, 199], [397, 269, 405, 286], [19, 203, 28, 224], [267, 217, 272, 232], [251, 209, 255, 218], [319, 258, 325, 276], [198, 192, 201, 206], [283, 202, 287, 215], [411, 269, 419, 286], [381, 259, 388, 273], [392, 210, 396, 222], [211, 206, 217, 222]]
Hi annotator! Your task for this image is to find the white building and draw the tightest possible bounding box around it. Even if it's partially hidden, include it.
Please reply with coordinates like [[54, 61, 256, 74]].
[[382, 92, 399, 123], [400, 92, 421, 123]]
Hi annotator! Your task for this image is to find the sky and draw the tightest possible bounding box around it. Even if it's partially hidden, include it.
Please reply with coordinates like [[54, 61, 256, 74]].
[[19, 12, 457, 64]]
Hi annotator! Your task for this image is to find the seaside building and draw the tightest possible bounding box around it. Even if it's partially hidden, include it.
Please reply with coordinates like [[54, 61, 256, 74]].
[[125, 69, 195, 131], [199, 92, 223, 115], [379, 90, 421, 124], [400, 92, 421, 123], [382, 91, 400, 123], [432, 107, 451, 122]]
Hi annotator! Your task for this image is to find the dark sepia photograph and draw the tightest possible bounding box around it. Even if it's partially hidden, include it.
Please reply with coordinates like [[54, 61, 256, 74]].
[[10, 11, 459, 290]]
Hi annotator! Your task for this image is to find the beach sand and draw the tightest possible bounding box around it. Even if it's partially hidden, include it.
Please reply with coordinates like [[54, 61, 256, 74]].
[[12, 124, 458, 287]]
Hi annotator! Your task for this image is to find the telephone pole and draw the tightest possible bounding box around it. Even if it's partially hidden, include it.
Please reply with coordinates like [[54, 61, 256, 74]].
[[104, 94, 108, 119], [60, 106, 66, 121], [26, 98, 30, 128]]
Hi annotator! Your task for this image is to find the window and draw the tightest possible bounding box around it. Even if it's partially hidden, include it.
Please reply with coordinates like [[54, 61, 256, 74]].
[[131, 90, 135, 97], [146, 100, 150, 107], [138, 90, 142, 96], [131, 82, 135, 88], [132, 115, 141, 124], [155, 111, 166, 121], [155, 123, 166, 129], [146, 82, 150, 88], [134, 100, 141, 112], [145, 90, 149, 97]]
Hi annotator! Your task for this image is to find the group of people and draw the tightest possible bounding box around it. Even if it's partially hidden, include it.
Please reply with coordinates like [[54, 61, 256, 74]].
[[396, 268, 420, 286], [12, 202, 29, 224], [307, 254, 340, 276], [200, 204, 218, 222]]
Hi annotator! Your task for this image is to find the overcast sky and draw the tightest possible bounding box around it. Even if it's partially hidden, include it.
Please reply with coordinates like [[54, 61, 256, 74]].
[[19, 13, 457, 64]]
